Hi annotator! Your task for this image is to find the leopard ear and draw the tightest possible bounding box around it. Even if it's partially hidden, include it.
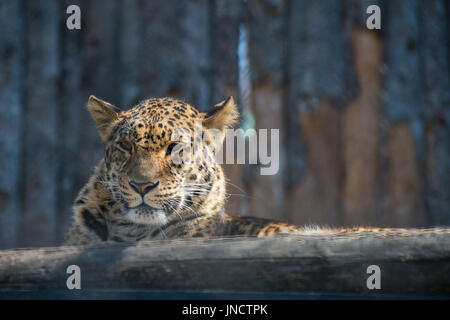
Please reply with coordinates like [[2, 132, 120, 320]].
[[87, 95, 120, 141], [203, 96, 239, 131]]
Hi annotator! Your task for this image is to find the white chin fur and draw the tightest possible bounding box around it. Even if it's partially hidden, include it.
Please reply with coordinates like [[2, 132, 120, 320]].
[[126, 208, 168, 226]]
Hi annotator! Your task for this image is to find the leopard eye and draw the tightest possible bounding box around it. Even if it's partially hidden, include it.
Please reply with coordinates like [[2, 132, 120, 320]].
[[166, 142, 178, 156], [118, 140, 132, 151]]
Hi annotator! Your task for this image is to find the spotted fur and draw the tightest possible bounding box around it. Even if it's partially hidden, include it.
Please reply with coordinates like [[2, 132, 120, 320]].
[[64, 96, 449, 245]]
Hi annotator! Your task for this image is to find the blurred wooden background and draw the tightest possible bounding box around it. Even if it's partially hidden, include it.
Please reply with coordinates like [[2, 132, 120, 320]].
[[0, 0, 449, 249]]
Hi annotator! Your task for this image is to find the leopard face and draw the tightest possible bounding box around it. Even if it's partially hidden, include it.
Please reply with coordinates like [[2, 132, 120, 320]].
[[88, 96, 238, 227]]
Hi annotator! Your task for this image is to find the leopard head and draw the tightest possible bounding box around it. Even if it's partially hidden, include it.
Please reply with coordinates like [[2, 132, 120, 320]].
[[87, 95, 238, 226]]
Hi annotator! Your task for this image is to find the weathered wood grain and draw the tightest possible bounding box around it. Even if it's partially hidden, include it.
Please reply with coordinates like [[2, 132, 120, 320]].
[[0, 229, 449, 296], [180, 0, 212, 111], [246, 0, 287, 221], [286, 0, 355, 226], [57, 0, 85, 244], [21, 0, 60, 247], [212, 0, 245, 216], [342, 2, 383, 226], [79, 0, 119, 182], [383, 0, 427, 227], [0, 0, 24, 249], [118, 0, 141, 107], [421, 0, 450, 226]]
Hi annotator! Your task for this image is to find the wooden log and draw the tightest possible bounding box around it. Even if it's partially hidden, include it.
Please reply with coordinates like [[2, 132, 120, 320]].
[[0, 229, 449, 297]]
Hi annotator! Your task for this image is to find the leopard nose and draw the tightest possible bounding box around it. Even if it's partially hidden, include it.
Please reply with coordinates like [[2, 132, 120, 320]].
[[129, 180, 159, 195]]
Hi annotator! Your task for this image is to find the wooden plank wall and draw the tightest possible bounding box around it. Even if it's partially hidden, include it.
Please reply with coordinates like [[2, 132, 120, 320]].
[[0, 0, 24, 249], [0, 0, 448, 249]]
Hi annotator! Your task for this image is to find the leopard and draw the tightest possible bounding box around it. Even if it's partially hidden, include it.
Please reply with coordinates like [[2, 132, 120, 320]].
[[64, 95, 449, 245]]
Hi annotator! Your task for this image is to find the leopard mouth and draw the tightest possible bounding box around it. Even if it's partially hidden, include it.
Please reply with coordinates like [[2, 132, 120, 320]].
[[134, 203, 161, 212], [125, 204, 168, 226], [123, 194, 185, 226]]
